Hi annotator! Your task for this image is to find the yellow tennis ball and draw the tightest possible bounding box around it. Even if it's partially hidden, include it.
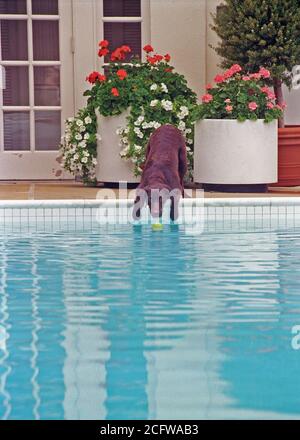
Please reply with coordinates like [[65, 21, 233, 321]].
[[152, 223, 163, 231]]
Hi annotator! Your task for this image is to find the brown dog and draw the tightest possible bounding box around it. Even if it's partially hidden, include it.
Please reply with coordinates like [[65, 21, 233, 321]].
[[133, 124, 187, 221]]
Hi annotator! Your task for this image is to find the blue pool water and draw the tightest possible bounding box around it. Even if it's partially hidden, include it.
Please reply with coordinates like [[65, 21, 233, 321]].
[[0, 223, 300, 420]]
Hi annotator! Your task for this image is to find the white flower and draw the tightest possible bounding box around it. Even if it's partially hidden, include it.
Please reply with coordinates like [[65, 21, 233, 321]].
[[186, 146, 191, 152], [84, 133, 90, 140], [120, 146, 129, 157], [185, 128, 192, 134], [76, 119, 83, 127], [73, 154, 79, 160], [96, 134, 102, 141], [178, 121, 186, 131], [161, 83, 168, 93], [84, 151, 89, 157], [187, 139, 193, 145], [116, 127, 124, 135], [81, 157, 88, 164], [180, 106, 189, 114], [84, 116, 92, 125], [121, 136, 129, 144], [79, 125, 86, 133], [75, 134, 82, 141], [153, 122, 161, 129], [178, 106, 189, 120], [135, 145, 142, 152], [150, 99, 159, 107], [92, 158, 98, 165], [134, 127, 142, 135], [79, 141, 87, 148], [68, 117, 75, 123], [142, 122, 150, 129], [161, 99, 173, 111], [134, 116, 144, 126], [150, 84, 158, 91]]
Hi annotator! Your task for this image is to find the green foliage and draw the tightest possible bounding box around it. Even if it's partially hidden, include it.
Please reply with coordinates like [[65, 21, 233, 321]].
[[212, 0, 300, 87]]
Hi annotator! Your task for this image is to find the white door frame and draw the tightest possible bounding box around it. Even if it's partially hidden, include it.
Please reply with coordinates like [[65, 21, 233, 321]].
[[0, 0, 74, 180]]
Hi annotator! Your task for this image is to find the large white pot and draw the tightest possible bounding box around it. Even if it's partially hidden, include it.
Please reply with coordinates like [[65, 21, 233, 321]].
[[96, 110, 140, 183], [194, 119, 278, 185]]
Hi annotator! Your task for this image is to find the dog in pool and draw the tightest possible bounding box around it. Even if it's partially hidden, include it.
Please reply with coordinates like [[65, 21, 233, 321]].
[[133, 124, 187, 221]]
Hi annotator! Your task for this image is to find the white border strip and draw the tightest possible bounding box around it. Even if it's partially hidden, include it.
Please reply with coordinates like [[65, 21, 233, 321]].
[[0, 197, 299, 209]]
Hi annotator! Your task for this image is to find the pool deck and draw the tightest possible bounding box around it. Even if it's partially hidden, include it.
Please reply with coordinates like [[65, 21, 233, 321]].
[[0, 181, 299, 200]]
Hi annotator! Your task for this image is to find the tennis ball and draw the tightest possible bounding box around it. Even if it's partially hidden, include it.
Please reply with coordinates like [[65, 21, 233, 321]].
[[152, 223, 163, 231]]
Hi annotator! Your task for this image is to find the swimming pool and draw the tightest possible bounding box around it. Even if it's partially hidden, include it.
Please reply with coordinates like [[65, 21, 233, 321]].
[[0, 199, 300, 420]]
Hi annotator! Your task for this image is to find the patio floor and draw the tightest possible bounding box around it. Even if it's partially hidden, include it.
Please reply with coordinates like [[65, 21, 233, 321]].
[[0, 181, 300, 200]]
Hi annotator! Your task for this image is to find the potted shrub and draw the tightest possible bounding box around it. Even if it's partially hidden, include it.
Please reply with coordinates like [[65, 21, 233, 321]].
[[212, 0, 300, 186], [60, 42, 197, 185], [192, 64, 283, 192]]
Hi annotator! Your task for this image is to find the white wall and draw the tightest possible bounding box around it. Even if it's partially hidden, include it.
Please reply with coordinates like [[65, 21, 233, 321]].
[[149, 0, 207, 95]]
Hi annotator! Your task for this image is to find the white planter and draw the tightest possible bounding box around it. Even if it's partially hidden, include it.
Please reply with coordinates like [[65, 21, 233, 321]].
[[194, 119, 278, 185], [96, 110, 140, 184]]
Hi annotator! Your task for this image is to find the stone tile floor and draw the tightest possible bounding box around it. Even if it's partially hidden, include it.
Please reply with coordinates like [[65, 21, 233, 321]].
[[0, 181, 299, 200]]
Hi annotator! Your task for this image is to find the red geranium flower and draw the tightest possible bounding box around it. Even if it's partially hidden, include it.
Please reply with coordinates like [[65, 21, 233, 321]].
[[98, 48, 109, 57], [164, 54, 171, 62], [214, 74, 225, 84], [86, 71, 106, 84], [147, 55, 156, 64], [120, 45, 131, 53], [117, 69, 128, 80], [99, 39, 109, 48], [111, 48, 125, 62], [143, 44, 154, 53], [154, 54, 163, 62], [111, 87, 119, 97]]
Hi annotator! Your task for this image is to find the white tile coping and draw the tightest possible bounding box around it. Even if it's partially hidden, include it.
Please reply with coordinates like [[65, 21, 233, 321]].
[[0, 197, 299, 209]]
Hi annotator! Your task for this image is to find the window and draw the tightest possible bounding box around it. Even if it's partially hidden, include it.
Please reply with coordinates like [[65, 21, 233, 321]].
[[102, 0, 149, 63], [0, 0, 61, 152]]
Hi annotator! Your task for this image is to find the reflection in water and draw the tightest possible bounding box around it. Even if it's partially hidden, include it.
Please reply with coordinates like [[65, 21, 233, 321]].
[[0, 226, 300, 419]]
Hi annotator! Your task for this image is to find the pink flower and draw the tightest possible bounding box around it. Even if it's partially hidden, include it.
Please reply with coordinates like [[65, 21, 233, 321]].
[[214, 74, 225, 84], [275, 102, 287, 111], [259, 67, 271, 79], [242, 76, 251, 81], [261, 86, 276, 100], [249, 73, 261, 80], [225, 98, 231, 103], [206, 83, 213, 90], [248, 102, 258, 111], [223, 64, 242, 80], [267, 102, 274, 109], [230, 64, 242, 74], [225, 105, 233, 113], [202, 93, 213, 103]]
